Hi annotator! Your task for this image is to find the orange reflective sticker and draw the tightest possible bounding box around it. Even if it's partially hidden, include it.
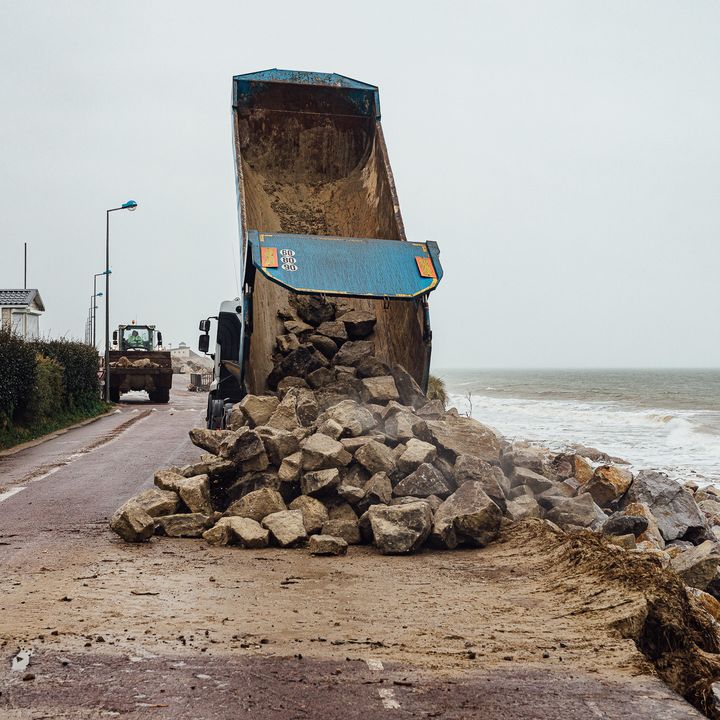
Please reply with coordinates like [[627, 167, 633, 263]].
[[415, 256, 437, 278], [261, 247, 278, 268]]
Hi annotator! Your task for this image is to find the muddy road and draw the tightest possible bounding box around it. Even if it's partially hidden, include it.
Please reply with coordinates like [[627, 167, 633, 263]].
[[0, 379, 704, 718]]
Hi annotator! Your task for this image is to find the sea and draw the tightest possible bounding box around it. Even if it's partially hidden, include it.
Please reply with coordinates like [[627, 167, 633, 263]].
[[439, 369, 720, 486]]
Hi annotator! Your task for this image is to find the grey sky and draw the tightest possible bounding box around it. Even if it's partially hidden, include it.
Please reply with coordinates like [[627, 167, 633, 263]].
[[1, 1, 718, 368]]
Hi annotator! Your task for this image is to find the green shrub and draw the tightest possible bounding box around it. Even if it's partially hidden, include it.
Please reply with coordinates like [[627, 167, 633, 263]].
[[0, 328, 36, 427], [26, 353, 64, 421], [427, 374, 448, 408], [29, 338, 100, 410]]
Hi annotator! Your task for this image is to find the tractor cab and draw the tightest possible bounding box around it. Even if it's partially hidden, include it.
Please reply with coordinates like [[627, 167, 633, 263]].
[[113, 324, 163, 352]]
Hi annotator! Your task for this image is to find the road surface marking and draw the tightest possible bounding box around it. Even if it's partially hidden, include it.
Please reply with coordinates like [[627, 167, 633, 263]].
[[0, 487, 26, 503], [378, 688, 401, 710], [365, 658, 401, 710]]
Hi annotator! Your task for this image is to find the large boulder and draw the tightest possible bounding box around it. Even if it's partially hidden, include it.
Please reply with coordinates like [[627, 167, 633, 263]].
[[226, 487, 286, 522], [301, 468, 341, 497], [255, 426, 299, 466], [453, 455, 508, 512], [175, 474, 213, 515], [188, 428, 234, 455], [623, 470, 708, 542], [203, 516, 269, 548], [368, 502, 433, 554], [581, 465, 633, 508], [301, 433, 353, 470], [334, 340, 375, 367], [156, 513, 212, 538], [511, 467, 555, 495], [110, 501, 156, 542], [623, 501, 666, 549], [338, 310, 377, 339], [602, 512, 649, 537], [500, 444, 549, 477], [219, 429, 269, 471], [268, 346, 329, 389], [289, 495, 329, 534], [290, 294, 336, 326], [262, 509, 308, 547], [433, 482, 502, 549], [393, 463, 453, 499], [384, 411, 429, 444], [361, 376, 400, 404], [389, 365, 427, 410], [279, 451, 303, 482], [324, 400, 375, 437], [154, 468, 188, 492], [131, 488, 180, 517], [316, 320, 348, 344], [670, 541, 720, 592], [322, 517, 361, 545], [506, 495, 541, 521], [309, 534, 349, 556], [363, 472, 393, 506], [354, 440, 397, 476], [397, 439, 437, 474], [426, 414, 501, 465], [238, 395, 280, 427], [544, 493, 607, 531]]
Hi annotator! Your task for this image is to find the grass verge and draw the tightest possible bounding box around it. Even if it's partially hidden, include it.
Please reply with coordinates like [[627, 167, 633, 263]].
[[0, 401, 112, 451]]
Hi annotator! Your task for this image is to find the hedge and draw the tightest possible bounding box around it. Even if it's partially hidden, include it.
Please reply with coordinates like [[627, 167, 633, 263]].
[[0, 328, 37, 427], [0, 330, 102, 435]]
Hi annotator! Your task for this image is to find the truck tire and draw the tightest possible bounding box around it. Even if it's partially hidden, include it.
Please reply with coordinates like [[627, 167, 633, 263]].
[[153, 388, 170, 404], [110, 387, 120, 403]]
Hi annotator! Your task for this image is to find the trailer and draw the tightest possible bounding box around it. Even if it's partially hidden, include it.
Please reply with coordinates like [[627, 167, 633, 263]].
[[199, 70, 443, 426]]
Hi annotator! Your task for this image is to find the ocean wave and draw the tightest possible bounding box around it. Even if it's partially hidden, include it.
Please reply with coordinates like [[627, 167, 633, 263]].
[[448, 391, 720, 484]]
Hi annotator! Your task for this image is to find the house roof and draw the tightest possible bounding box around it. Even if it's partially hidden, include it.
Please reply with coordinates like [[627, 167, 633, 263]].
[[0, 289, 45, 311]]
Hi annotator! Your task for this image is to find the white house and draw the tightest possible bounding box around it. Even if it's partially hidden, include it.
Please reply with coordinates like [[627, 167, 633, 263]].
[[0, 289, 45, 339]]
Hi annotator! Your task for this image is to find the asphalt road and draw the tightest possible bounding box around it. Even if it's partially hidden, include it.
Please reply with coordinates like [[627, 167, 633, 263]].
[[0, 378, 706, 719]]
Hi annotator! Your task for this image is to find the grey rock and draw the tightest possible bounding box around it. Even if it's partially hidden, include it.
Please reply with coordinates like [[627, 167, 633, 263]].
[[361, 376, 400, 404], [301, 468, 341, 497], [309, 535, 349, 556], [289, 495, 329, 534], [426, 414, 502, 465], [354, 440, 397, 476], [308, 334, 338, 360], [110, 501, 156, 542], [175, 474, 213, 515], [334, 340, 376, 367], [131, 488, 180, 517], [276, 333, 301, 354], [226, 487, 286, 522], [154, 468, 187, 492], [307, 367, 337, 390], [670, 540, 720, 591], [322, 518, 361, 545], [262, 509, 308, 547], [238, 395, 280, 427], [500, 444, 548, 476], [324, 400, 376, 437], [156, 513, 212, 538], [397, 438, 437, 473], [602, 513, 649, 537], [316, 320, 348, 344], [301, 433, 353, 470], [394, 463, 453, 499], [453, 454, 508, 512], [189, 428, 234, 455], [290, 294, 336, 326], [256, 426, 300, 467], [278, 451, 302, 482], [545, 493, 607, 531], [511, 467, 556, 495], [338, 310, 377, 339], [363, 472, 393, 506], [368, 501, 433, 554], [389, 364, 427, 410], [623, 470, 708, 542], [433, 482, 502, 549], [506, 495, 541, 521]]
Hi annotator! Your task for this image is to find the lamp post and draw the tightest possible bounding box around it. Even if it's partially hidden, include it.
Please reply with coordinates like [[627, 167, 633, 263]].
[[104, 200, 137, 401], [90, 290, 103, 348], [92, 270, 109, 349]]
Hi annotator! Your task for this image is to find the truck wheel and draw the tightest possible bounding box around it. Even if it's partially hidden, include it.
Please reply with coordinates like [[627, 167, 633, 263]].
[[154, 388, 170, 404], [110, 388, 120, 403]]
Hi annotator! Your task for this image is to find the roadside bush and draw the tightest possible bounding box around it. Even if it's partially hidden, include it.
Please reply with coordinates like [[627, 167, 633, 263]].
[[26, 353, 65, 421], [29, 338, 101, 410], [0, 328, 36, 427]]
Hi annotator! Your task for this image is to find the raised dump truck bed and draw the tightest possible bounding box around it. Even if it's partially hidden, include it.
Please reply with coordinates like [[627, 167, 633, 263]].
[[232, 69, 438, 395]]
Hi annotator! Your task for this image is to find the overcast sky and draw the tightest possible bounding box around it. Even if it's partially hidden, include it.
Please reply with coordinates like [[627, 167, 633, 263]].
[[1, 1, 719, 368]]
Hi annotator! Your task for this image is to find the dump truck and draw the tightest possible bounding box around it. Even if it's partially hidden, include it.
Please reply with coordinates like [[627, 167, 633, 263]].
[[109, 323, 173, 403], [198, 69, 443, 427]]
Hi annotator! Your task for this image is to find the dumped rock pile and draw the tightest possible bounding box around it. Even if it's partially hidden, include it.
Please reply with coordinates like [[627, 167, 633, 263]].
[[111, 295, 720, 588], [111, 356, 159, 369]]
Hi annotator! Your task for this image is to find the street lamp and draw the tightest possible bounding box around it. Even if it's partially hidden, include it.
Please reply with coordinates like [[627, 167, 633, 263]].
[[92, 270, 110, 349], [104, 200, 138, 401]]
